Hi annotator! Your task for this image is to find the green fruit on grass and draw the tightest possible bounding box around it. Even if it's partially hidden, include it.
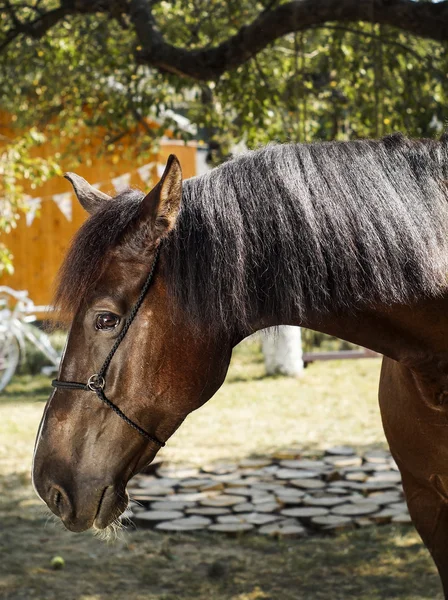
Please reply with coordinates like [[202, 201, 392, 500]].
[[51, 556, 65, 570]]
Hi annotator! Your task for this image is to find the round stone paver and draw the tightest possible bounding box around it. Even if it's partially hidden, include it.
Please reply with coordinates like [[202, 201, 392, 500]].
[[303, 495, 347, 507], [366, 472, 402, 484], [310, 515, 352, 528], [209, 523, 255, 534], [251, 482, 285, 492], [259, 522, 306, 537], [252, 494, 276, 505], [216, 515, 250, 524], [324, 455, 362, 468], [255, 502, 279, 513], [233, 502, 256, 513], [279, 459, 327, 470], [127, 447, 413, 538], [150, 501, 195, 511], [332, 503, 380, 517], [370, 509, 401, 524], [156, 516, 211, 531], [281, 507, 329, 519], [276, 469, 320, 480], [325, 446, 356, 456], [392, 513, 412, 524], [345, 472, 368, 482], [364, 450, 390, 464], [245, 513, 281, 526], [351, 481, 399, 493], [200, 495, 245, 507], [276, 495, 304, 506], [133, 510, 184, 526], [291, 478, 326, 490], [239, 458, 273, 469], [201, 464, 237, 475], [387, 501, 407, 512], [185, 507, 231, 516], [366, 492, 403, 505], [225, 487, 253, 497]]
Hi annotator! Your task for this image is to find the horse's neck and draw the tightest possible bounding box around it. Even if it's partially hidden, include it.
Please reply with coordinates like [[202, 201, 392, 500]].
[[252, 294, 448, 369]]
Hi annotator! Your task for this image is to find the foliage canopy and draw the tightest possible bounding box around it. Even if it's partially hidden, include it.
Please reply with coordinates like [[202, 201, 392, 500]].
[[0, 0, 447, 269]]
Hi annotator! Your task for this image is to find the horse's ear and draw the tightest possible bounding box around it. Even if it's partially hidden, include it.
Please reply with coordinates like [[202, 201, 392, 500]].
[[139, 154, 182, 240], [64, 172, 112, 214]]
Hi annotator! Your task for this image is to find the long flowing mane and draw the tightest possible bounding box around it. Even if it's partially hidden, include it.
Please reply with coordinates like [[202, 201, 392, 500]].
[[56, 134, 448, 332]]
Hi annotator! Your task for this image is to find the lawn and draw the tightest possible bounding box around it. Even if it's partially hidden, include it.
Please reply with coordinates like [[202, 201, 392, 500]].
[[0, 340, 442, 600]]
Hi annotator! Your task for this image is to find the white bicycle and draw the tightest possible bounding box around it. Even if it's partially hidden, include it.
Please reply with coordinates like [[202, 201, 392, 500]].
[[0, 286, 61, 392]]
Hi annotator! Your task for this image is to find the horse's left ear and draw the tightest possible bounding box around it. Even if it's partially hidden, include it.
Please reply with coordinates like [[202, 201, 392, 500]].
[[140, 154, 183, 241]]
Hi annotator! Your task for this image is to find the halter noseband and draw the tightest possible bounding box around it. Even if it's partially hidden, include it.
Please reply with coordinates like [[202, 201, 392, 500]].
[[52, 245, 165, 448]]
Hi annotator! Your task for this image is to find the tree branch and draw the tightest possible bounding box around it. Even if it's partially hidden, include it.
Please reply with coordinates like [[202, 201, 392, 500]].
[[1, 0, 448, 81], [129, 0, 448, 81], [0, 4, 69, 51], [312, 24, 425, 63]]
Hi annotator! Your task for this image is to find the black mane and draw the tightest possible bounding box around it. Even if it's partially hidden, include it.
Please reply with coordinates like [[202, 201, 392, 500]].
[[56, 134, 448, 332]]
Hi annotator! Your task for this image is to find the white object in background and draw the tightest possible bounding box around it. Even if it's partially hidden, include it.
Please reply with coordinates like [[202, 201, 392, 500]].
[[111, 173, 131, 193], [52, 192, 72, 221], [195, 147, 211, 176], [137, 162, 155, 184], [262, 325, 304, 377], [25, 197, 41, 227]]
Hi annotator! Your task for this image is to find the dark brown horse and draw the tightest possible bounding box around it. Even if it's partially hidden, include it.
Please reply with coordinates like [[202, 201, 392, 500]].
[[33, 134, 448, 596]]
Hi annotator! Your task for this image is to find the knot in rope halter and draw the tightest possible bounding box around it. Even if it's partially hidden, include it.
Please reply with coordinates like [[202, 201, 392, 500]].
[[52, 246, 165, 448]]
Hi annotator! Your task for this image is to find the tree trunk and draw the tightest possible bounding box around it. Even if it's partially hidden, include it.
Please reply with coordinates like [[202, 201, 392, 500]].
[[262, 326, 304, 377]]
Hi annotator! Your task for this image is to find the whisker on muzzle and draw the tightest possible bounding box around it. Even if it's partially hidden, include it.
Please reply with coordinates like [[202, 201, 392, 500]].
[[93, 517, 124, 542]]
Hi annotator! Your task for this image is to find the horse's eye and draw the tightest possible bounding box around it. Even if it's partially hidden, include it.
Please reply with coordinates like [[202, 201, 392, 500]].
[[95, 313, 120, 331]]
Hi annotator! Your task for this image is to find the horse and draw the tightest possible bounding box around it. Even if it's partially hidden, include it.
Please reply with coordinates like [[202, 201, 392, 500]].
[[32, 133, 448, 597]]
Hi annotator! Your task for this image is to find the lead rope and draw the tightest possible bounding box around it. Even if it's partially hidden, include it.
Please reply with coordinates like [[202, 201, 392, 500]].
[[52, 245, 165, 447]]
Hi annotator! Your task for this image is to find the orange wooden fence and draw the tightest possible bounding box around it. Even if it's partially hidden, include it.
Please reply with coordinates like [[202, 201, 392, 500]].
[[0, 130, 199, 306]]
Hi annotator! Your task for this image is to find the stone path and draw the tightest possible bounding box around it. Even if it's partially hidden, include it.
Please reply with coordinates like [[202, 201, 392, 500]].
[[125, 446, 411, 537]]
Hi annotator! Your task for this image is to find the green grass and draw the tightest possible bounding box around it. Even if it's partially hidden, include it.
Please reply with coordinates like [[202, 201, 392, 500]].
[[0, 340, 443, 599]]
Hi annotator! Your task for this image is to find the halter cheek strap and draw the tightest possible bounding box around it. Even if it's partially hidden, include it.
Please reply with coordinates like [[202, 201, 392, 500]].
[[52, 245, 165, 448]]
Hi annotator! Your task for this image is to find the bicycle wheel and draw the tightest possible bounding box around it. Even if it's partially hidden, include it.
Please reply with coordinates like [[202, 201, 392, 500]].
[[22, 322, 61, 367], [0, 330, 20, 392]]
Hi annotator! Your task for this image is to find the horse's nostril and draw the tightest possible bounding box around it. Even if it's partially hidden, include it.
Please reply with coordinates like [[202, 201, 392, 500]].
[[49, 486, 68, 518]]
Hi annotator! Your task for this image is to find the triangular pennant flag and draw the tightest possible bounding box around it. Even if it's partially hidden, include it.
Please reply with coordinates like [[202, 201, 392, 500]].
[[111, 173, 131, 193], [0, 197, 14, 222], [137, 162, 155, 184], [25, 197, 42, 227], [53, 192, 73, 221], [156, 163, 165, 178]]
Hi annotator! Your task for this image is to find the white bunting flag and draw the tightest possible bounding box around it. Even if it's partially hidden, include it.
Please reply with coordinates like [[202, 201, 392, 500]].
[[25, 197, 42, 227], [137, 162, 154, 184], [53, 192, 73, 222], [156, 163, 165, 178], [111, 173, 131, 193], [0, 197, 14, 221]]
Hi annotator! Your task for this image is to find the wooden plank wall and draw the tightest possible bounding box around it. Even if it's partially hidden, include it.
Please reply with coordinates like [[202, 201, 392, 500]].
[[0, 137, 198, 306]]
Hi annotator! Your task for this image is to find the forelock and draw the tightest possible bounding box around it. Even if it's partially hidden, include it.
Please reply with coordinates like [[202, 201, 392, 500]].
[[53, 189, 144, 318]]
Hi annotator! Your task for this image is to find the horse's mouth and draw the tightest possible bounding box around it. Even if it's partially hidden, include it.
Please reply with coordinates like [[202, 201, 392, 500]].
[[55, 485, 128, 533], [93, 486, 128, 530]]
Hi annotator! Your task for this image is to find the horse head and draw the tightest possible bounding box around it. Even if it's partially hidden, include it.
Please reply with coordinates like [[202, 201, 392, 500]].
[[32, 156, 233, 532]]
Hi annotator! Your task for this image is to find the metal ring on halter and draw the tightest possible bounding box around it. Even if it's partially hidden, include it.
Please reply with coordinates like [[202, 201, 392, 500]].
[[87, 374, 105, 391]]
